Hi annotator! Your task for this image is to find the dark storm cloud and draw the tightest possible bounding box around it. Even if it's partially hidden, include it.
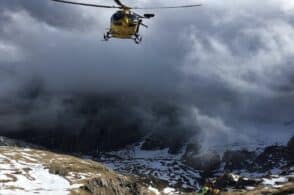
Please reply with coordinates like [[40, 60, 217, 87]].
[[0, 0, 294, 147], [0, 0, 95, 29]]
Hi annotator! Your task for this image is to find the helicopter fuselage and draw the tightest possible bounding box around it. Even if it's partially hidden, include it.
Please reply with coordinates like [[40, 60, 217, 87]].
[[109, 10, 140, 39], [104, 9, 144, 43]]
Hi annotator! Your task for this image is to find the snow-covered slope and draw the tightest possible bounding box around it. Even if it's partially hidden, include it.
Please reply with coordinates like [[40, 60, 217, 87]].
[[0, 147, 84, 195], [0, 146, 166, 195], [97, 142, 201, 191], [94, 138, 294, 193], [0, 136, 293, 195]]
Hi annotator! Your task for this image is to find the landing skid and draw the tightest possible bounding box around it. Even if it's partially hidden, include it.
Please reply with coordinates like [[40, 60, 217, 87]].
[[103, 32, 111, 41], [134, 34, 142, 44], [103, 32, 142, 44]]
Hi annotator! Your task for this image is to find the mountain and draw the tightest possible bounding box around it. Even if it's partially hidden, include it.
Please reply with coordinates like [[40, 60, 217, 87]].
[[0, 95, 196, 154], [0, 91, 293, 194], [94, 136, 294, 194], [0, 136, 293, 195]]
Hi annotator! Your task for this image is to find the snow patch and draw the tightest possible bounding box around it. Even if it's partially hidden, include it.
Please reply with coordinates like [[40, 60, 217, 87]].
[[163, 187, 177, 194], [262, 176, 288, 188], [148, 186, 160, 195], [98, 142, 200, 190], [0, 147, 80, 195]]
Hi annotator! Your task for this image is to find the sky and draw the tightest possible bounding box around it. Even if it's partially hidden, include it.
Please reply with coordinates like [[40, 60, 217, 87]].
[[0, 0, 293, 147]]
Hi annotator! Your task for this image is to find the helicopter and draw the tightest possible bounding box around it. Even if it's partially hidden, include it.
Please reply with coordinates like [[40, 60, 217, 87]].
[[51, 0, 201, 44]]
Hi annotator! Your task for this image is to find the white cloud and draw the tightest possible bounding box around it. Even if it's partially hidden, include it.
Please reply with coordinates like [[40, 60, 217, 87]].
[[0, 41, 24, 63], [190, 107, 239, 151], [0, 0, 293, 144], [271, 0, 294, 13], [181, 18, 294, 96]]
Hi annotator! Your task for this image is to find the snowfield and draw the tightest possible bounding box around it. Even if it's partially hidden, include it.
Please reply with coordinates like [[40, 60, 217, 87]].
[[0, 137, 293, 195], [98, 141, 201, 190], [96, 140, 294, 193], [0, 148, 79, 195], [0, 146, 174, 195]]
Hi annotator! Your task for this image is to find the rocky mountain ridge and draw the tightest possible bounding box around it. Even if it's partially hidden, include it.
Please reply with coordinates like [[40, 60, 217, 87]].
[[0, 136, 293, 194], [93, 136, 294, 194]]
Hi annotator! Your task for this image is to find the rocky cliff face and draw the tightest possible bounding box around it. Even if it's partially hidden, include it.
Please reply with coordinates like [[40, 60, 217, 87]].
[[182, 136, 294, 174]]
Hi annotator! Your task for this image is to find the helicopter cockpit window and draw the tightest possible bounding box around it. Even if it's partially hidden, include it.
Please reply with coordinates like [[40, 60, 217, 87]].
[[111, 11, 124, 25], [127, 14, 136, 21], [127, 14, 137, 26]]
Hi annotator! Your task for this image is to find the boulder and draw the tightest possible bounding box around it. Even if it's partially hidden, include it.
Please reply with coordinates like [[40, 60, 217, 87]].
[[183, 150, 221, 172], [214, 173, 239, 189], [213, 173, 261, 190], [255, 145, 289, 171], [223, 150, 256, 171], [183, 143, 201, 158], [84, 177, 141, 195]]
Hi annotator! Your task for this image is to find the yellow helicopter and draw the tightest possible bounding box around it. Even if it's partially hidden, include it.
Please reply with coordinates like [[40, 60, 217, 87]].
[[52, 0, 201, 44]]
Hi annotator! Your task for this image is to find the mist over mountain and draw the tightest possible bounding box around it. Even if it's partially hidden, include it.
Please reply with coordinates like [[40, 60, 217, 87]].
[[0, 0, 294, 152], [0, 81, 199, 153]]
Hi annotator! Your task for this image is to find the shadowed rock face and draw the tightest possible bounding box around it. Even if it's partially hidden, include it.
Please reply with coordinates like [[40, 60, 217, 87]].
[[288, 136, 294, 163], [140, 104, 196, 154], [1, 94, 198, 154], [223, 150, 256, 171], [182, 136, 294, 175], [141, 129, 194, 154], [183, 151, 221, 173]]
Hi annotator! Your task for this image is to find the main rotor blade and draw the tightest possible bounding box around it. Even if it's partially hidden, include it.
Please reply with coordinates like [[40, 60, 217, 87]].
[[132, 4, 202, 10], [113, 0, 125, 7], [51, 0, 120, 8]]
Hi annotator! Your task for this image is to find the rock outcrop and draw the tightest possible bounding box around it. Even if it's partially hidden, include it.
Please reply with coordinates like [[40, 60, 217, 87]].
[[183, 150, 221, 173], [223, 150, 256, 171]]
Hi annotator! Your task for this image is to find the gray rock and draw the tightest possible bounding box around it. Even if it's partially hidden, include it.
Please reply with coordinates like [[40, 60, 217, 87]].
[[223, 150, 256, 171], [183, 150, 221, 172], [213, 173, 261, 190], [254, 145, 289, 171]]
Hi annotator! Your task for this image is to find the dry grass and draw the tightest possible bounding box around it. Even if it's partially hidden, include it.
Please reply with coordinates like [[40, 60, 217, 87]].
[[0, 146, 152, 195], [220, 182, 294, 195]]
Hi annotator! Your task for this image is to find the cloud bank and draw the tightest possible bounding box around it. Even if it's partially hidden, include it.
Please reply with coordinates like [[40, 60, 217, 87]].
[[0, 0, 293, 149]]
